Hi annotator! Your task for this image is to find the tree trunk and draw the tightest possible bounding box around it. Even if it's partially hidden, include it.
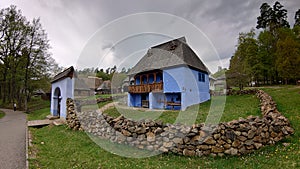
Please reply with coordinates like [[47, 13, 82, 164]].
[[2, 68, 8, 103]]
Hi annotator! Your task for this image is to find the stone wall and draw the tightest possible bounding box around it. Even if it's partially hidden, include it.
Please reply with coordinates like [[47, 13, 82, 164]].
[[66, 90, 294, 156]]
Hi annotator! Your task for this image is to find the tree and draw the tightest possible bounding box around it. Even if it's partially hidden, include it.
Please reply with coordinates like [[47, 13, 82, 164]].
[[227, 30, 257, 89], [256, 1, 290, 84], [212, 67, 227, 78], [257, 3, 273, 30], [257, 30, 277, 84], [240, 30, 261, 85], [228, 2, 300, 87], [272, 1, 289, 29], [257, 1, 289, 34], [226, 55, 248, 90], [0, 5, 28, 103], [0, 5, 53, 110], [21, 18, 51, 111], [276, 28, 300, 84], [295, 9, 300, 27], [96, 70, 110, 80]]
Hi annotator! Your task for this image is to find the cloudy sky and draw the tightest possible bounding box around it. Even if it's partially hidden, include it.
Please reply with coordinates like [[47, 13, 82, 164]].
[[1, 0, 299, 73]]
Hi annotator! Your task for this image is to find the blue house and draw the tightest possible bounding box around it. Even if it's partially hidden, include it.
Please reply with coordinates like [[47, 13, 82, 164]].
[[127, 37, 210, 110]]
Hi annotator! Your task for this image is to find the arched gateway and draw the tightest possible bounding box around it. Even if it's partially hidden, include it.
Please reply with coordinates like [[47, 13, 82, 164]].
[[53, 87, 61, 116], [50, 66, 75, 118]]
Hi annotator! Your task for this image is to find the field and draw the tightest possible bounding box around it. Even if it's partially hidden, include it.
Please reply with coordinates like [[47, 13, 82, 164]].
[[28, 86, 300, 169], [103, 94, 260, 124]]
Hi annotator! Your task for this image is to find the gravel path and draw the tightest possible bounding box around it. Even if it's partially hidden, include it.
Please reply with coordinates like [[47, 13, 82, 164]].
[[0, 109, 26, 169]]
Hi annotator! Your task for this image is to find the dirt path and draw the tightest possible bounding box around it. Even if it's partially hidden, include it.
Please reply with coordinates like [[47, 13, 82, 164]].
[[0, 108, 26, 169]]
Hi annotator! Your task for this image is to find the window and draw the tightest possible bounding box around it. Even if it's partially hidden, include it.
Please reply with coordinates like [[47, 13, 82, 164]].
[[198, 72, 205, 82]]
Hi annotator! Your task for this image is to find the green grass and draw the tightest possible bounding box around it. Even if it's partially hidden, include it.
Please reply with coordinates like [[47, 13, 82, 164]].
[[104, 94, 260, 124], [27, 108, 50, 121], [81, 101, 112, 112], [80, 93, 125, 100], [28, 86, 300, 168], [0, 96, 50, 112], [26, 97, 50, 121], [0, 110, 5, 119], [27, 97, 51, 112]]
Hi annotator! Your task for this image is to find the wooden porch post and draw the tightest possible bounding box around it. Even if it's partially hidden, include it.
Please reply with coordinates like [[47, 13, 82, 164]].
[[134, 76, 136, 85], [147, 74, 149, 84]]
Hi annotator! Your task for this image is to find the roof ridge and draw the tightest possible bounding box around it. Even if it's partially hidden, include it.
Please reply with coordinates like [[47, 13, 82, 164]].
[[151, 36, 186, 49], [128, 37, 208, 75], [51, 66, 74, 83]]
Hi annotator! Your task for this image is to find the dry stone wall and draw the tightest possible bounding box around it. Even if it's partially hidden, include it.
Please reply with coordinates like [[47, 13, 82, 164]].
[[66, 90, 294, 156], [66, 98, 82, 130]]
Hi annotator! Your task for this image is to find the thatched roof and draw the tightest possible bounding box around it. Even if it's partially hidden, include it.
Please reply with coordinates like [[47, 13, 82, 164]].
[[51, 66, 74, 83], [97, 80, 111, 91], [128, 37, 208, 75]]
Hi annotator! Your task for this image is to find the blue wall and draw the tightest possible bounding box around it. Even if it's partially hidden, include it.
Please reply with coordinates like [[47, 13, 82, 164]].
[[128, 93, 142, 107], [163, 70, 181, 92], [51, 77, 74, 118], [163, 66, 210, 110]]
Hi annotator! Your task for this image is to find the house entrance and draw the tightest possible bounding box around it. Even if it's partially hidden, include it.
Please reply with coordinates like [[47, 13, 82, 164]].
[[141, 93, 149, 108], [54, 87, 62, 117]]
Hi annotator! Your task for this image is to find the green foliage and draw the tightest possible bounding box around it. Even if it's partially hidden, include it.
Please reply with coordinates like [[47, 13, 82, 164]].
[[276, 29, 300, 84], [211, 67, 227, 78], [27, 97, 50, 112], [96, 70, 110, 80], [229, 2, 300, 87], [295, 9, 300, 27], [257, 1, 290, 32], [0, 5, 57, 110], [227, 29, 257, 89], [257, 30, 277, 82]]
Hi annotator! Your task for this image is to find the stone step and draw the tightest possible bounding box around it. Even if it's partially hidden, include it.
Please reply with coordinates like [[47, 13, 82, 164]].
[[46, 115, 60, 120], [27, 119, 52, 127], [53, 118, 66, 126]]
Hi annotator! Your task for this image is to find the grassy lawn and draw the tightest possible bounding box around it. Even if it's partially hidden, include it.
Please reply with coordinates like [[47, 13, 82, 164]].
[[81, 101, 113, 112], [0, 110, 5, 119], [28, 86, 300, 168], [27, 108, 51, 121], [27, 97, 51, 112], [104, 94, 261, 124], [26, 97, 51, 121]]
